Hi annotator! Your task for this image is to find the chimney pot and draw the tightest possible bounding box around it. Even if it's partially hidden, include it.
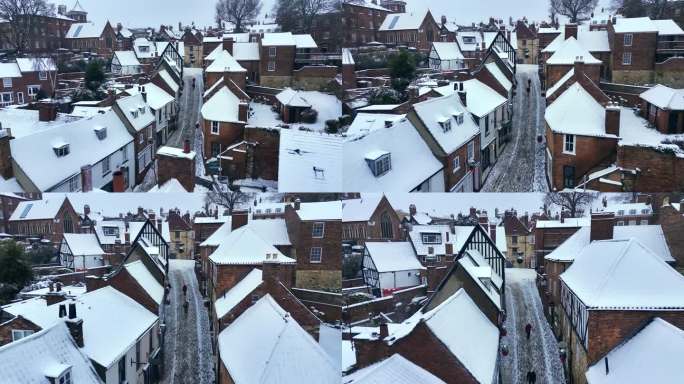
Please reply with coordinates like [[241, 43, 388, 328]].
[[379, 322, 389, 339], [409, 204, 417, 217], [605, 104, 621, 136], [294, 198, 301, 211], [184, 139, 191, 153], [68, 302, 77, 319]]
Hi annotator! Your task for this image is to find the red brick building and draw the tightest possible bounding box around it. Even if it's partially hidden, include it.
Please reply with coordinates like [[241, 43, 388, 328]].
[[65, 21, 118, 58], [0, 58, 58, 106], [377, 9, 441, 52], [8, 197, 81, 244], [638, 84, 684, 134], [342, 195, 402, 247], [0, 12, 74, 52]]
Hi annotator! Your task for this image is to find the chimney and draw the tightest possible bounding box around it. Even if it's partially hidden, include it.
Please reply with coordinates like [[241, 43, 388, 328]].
[[84, 204, 91, 217], [605, 102, 621, 137], [149, 211, 156, 222], [294, 198, 301, 211], [379, 322, 389, 339], [112, 170, 126, 192], [184, 139, 191, 154], [457, 82, 467, 107], [445, 243, 454, 256], [441, 15, 447, 27], [38, 101, 58, 122], [65, 302, 84, 348], [565, 23, 578, 40], [238, 101, 248, 122], [231, 210, 248, 231], [141, 86, 147, 103], [574, 57, 585, 78], [409, 204, 417, 217], [80, 165, 93, 193], [58, 303, 67, 318], [124, 230, 130, 245], [507, 30, 511, 41], [223, 37, 234, 54], [469, 207, 477, 217], [489, 224, 497, 242], [56, 282, 62, 292], [590, 212, 615, 242], [157, 218, 163, 234], [45, 291, 66, 306]]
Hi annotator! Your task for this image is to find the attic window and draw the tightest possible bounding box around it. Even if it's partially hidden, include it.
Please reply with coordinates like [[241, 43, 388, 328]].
[[365, 151, 391, 177], [421, 232, 441, 244], [94, 126, 107, 140], [453, 112, 464, 125], [463, 36, 476, 44], [44, 364, 71, 384], [53, 143, 70, 157], [139, 105, 146, 114], [130, 108, 139, 118], [440, 118, 452, 132], [313, 166, 325, 180], [102, 226, 119, 236]]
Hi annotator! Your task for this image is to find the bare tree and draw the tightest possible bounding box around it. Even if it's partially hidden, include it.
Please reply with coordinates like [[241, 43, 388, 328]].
[[549, 0, 599, 23], [204, 176, 249, 214], [275, 0, 338, 33], [0, 0, 54, 53], [544, 191, 597, 218], [215, 0, 262, 33]]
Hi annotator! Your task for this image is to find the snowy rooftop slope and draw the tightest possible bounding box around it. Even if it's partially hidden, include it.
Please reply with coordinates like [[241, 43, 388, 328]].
[[125, 260, 164, 305], [245, 219, 291, 245], [639, 84, 684, 110], [294, 200, 342, 221], [16, 57, 56, 72], [9, 197, 66, 221], [0, 322, 101, 383], [157, 69, 179, 93], [365, 242, 424, 273], [341, 195, 384, 222], [543, 28, 610, 53], [261, 32, 317, 47], [114, 51, 141, 67], [208, 226, 295, 265], [560, 239, 684, 309], [535, 217, 590, 228], [618, 107, 684, 157], [0, 108, 79, 139], [214, 268, 262, 319], [218, 295, 340, 384], [613, 17, 684, 34], [461, 79, 508, 117], [407, 225, 475, 256], [602, 202, 651, 215], [206, 50, 247, 73], [156, 146, 196, 160], [432, 42, 464, 60], [233, 42, 260, 61], [345, 0, 391, 12], [62, 233, 104, 256], [276, 88, 312, 108], [379, 10, 431, 31], [133, 38, 155, 59], [115, 94, 154, 131], [546, 37, 602, 65], [343, 354, 446, 384], [412, 93, 480, 154], [546, 68, 575, 98], [125, 82, 174, 110], [293, 34, 318, 49], [385, 289, 499, 384], [199, 221, 232, 247], [66, 22, 105, 39], [652, 19, 684, 35], [545, 82, 612, 138], [201, 86, 242, 123], [459, 250, 502, 309], [345, 113, 404, 137], [278, 130, 343, 193], [585, 318, 684, 384], [3, 286, 157, 368], [484, 62, 513, 91], [342, 48, 355, 65], [0, 62, 21, 77], [343, 118, 444, 192]]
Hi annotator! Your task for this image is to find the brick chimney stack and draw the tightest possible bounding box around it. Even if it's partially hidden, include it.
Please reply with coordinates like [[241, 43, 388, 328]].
[[80, 165, 93, 192], [112, 170, 126, 192], [38, 101, 58, 122], [231, 210, 248, 231], [294, 198, 301, 211], [574, 57, 585, 78], [223, 37, 234, 54], [565, 23, 578, 40], [456, 82, 467, 107], [65, 302, 84, 348], [590, 212, 615, 242], [605, 102, 621, 137], [409, 204, 417, 217], [379, 322, 389, 339]]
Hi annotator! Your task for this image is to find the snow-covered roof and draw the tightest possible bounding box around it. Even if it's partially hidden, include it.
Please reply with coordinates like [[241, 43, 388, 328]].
[[603, 202, 652, 215], [640, 84, 684, 110], [0, 62, 21, 78], [199, 221, 232, 247], [114, 51, 141, 67], [585, 318, 684, 384], [379, 10, 432, 31], [343, 354, 446, 384], [16, 57, 56, 72], [195, 215, 231, 224], [261, 32, 317, 48], [345, 0, 391, 12], [412, 93, 480, 154], [383, 289, 499, 384], [365, 242, 424, 273], [66, 22, 105, 39], [545, 82, 613, 138], [125, 260, 164, 305], [484, 62, 512, 91], [543, 28, 610, 53], [133, 38, 155, 59], [459, 250, 502, 309], [408, 225, 475, 256], [115, 94, 155, 131], [345, 113, 404, 137], [342, 195, 384, 222], [156, 145, 196, 160], [618, 106, 684, 157], [3, 286, 157, 368], [245, 219, 291, 245], [547, 68, 575, 98], [206, 50, 247, 73], [278, 130, 343, 193], [294, 200, 342, 221], [125, 82, 174, 110], [461, 79, 508, 117], [218, 295, 340, 384], [233, 42, 260, 61], [293, 34, 318, 49], [652, 19, 684, 35], [10, 109, 133, 191], [148, 178, 188, 193], [0, 322, 101, 383], [342, 48, 355, 65], [0, 108, 79, 139], [343, 118, 443, 192], [208, 226, 295, 265], [201, 86, 243, 123], [431, 42, 464, 61], [214, 268, 262, 319], [276, 88, 312, 108], [546, 37, 602, 65], [560, 239, 684, 310], [62, 233, 104, 256], [535, 217, 590, 228], [614, 17, 684, 34]]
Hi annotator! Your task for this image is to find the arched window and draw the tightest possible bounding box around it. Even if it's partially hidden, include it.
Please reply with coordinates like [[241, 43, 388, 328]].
[[380, 212, 393, 239], [63, 214, 73, 234]]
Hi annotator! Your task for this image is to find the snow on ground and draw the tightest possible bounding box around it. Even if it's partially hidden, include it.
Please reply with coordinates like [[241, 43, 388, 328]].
[[481, 65, 549, 192], [167, 68, 205, 176], [161, 259, 214, 384], [247, 91, 342, 132], [500, 269, 565, 384]]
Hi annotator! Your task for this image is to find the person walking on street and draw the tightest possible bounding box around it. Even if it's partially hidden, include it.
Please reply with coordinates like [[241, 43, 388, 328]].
[[182, 283, 187, 297], [525, 323, 532, 339], [526, 370, 537, 384], [183, 299, 189, 315]]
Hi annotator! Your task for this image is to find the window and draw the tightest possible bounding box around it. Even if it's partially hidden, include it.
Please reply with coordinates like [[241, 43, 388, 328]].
[[380, 212, 393, 239], [312, 222, 325, 238], [441, 119, 452, 132], [11, 329, 34, 341], [118, 357, 126, 383], [563, 165, 575, 189], [268, 47, 277, 57], [452, 155, 460, 172], [267, 61, 276, 71], [57, 368, 72, 384], [370, 153, 391, 177], [629, 209, 637, 215], [623, 52, 632, 65], [468, 141, 475, 161], [16, 92, 24, 104], [310, 247, 322, 263], [103, 226, 119, 236], [102, 156, 110, 175], [421, 232, 441, 244], [617, 209, 625, 216], [455, 113, 464, 125], [564, 134, 575, 154], [640, 219, 649, 225], [512, 235, 518, 244], [211, 121, 219, 134], [211, 142, 221, 157], [28, 85, 40, 96], [54, 144, 70, 157], [0, 92, 12, 106], [2, 77, 11, 88], [484, 115, 490, 135], [624, 33, 633, 47], [68, 175, 78, 192], [39, 71, 48, 80]]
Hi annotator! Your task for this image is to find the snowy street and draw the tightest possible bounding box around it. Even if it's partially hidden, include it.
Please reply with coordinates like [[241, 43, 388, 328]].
[[500, 269, 565, 384], [161, 260, 214, 384], [481, 65, 549, 193], [167, 68, 206, 176]]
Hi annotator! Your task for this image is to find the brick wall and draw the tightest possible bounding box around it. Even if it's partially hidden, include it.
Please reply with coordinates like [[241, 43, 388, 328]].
[[658, 204, 684, 268], [203, 119, 245, 157], [292, 66, 338, 91], [444, 136, 480, 191], [260, 45, 295, 78], [0, 316, 42, 346], [157, 152, 195, 192], [654, 57, 684, 88], [617, 145, 684, 191], [244, 128, 279, 181], [611, 31, 657, 73]]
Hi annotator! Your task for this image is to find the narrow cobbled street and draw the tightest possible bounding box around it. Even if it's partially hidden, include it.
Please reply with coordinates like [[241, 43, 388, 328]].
[[161, 260, 214, 384], [500, 269, 565, 384], [167, 67, 205, 176], [481, 64, 549, 192]]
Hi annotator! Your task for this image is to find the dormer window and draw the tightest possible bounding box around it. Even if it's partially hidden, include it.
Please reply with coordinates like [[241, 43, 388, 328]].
[[439, 117, 452, 132], [641, 209, 649, 214], [130, 108, 139, 118], [421, 232, 441, 244], [453, 112, 464, 125], [53, 143, 70, 157], [45, 364, 72, 384], [94, 126, 107, 140], [463, 36, 476, 44], [629, 209, 637, 215], [102, 226, 120, 236], [617, 210, 625, 216], [313, 166, 325, 180], [365, 151, 391, 177]]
